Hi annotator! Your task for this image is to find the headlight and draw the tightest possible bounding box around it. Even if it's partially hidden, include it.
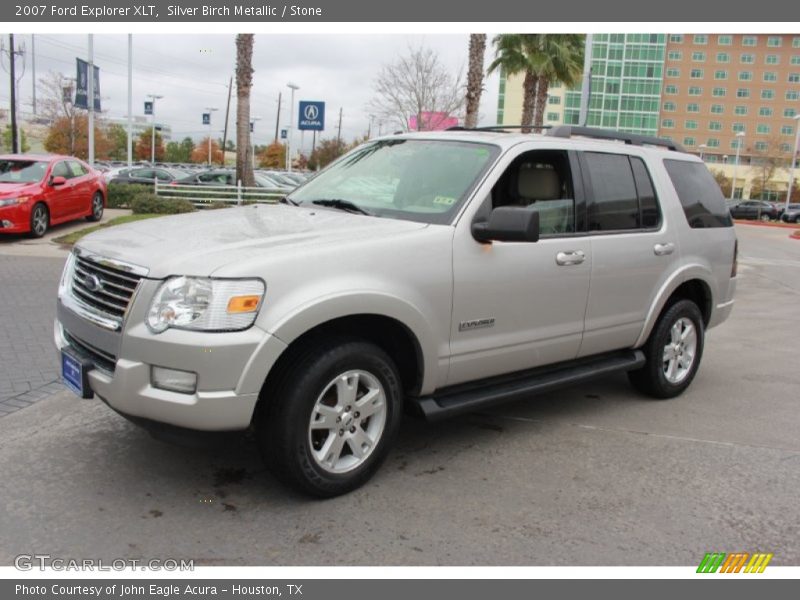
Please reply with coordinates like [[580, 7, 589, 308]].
[[146, 276, 265, 333], [0, 196, 29, 207], [57, 252, 77, 299]]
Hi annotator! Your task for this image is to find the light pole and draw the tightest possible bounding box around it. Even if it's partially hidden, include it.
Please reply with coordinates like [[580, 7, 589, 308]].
[[730, 131, 745, 202], [147, 94, 163, 164], [698, 144, 707, 161], [204, 107, 218, 166], [784, 114, 800, 211], [286, 82, 299, 172], [251, 116, 262, 170]]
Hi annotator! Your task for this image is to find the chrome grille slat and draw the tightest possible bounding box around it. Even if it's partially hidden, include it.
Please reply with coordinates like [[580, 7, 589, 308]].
[[72, 278, 131, 306], [74, 257, 141, 285], [69, 254, 144, 322], [73, 263, 137, 293], [72, 285, 129, 315]]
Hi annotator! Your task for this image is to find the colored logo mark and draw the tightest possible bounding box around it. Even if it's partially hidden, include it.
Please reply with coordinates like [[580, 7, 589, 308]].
[[697, 552, 773, 573]]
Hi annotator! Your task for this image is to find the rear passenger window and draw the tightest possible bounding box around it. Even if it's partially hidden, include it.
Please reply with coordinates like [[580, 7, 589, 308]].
[[664, 160, 734, 228], [584, 153, 639, 231], [68, 161, 87, 177]]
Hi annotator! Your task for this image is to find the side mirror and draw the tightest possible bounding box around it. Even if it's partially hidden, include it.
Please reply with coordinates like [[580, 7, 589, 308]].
[[472, 206, 540, 243], [50, 176, 67, 186]]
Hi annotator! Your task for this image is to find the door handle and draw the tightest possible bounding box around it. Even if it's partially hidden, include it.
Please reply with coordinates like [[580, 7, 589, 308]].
[[654, 242, 675, 256], [555, 250, 586, 266]]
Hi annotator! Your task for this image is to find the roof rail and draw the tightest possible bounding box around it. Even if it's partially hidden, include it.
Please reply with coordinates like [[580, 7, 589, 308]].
[[546, 126, 686, 152], [445, 124, 553, 132]]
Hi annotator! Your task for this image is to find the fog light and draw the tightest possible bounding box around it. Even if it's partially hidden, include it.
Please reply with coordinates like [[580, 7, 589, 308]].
[[151, 366, 197, 394], [1, 220, 12, 228]]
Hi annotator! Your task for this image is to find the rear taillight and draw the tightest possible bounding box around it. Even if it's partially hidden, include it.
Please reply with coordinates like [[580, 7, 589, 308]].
[[731, 239, 738, 278]]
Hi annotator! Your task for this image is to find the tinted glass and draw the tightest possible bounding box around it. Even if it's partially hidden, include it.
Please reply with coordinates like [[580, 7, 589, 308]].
[[51, 162, 72, 179], [584, 152, 639, 231], [630, 157, 661, 229], [664, 160, 733, 228], [0, 160, 49, 183]]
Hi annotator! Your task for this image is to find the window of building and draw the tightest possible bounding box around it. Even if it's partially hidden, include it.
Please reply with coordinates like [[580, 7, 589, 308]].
[[691, 68, 704, 79], [693, 35, 708, 45], [547, 112, 560, 122], [785, 108, 797, 118], [761, 89, 775, 99], [767, 36, 782, 48], [668, 50, 682, 60], [742, 36, 757, 47], [789, 73, 800, 83], [669, 35, 684, 43], [765, 54, 779, 65], [663, 101, 676, 112], [793, 37, 800, 48], [661, 119, 675, 128], [683, 137, 696, 146], [711, 104, 724, 114], [707, 138, 720, 148], [740, 53, 755, 64], [548, 96, 561, 105], [709, 121, 722, 131], [714, 70, 728, 80], [712, 87, 727, 97], [781, 125, 795, 136], [763, 72, 778, 82], [788, 90, 799, 101], [793, 56, 800, 65], [734, 105, 748, 115], [716, 52, 730, 63], [666, 68, 680, 78], [732, 122, 746, 133], [688, 86, 703, 96], [758, 107, 773, 117], [718, 35, 732, 46], [755, 141, 768, 151], [756, 124, 771, 134], [687, 103, 700, 113], [738, 71, 752, 81], [664, 84, 678, 95], [692, 51, 706, 62], [685, 120, 698, 130], [736, 88, 750, 98]]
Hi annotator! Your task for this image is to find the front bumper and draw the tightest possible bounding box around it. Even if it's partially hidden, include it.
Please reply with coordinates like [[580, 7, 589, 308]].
[[0, 203, 32, 233], [55, 294, 288, 431]]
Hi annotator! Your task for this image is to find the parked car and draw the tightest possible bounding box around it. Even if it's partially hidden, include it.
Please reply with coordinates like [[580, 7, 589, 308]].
[[780, 203, 800, 223], [0, 154, 106, 238], [110, 167, 189, 186], [103, 166, 131, 183], [55, 127, 736, 497], [259, 170, 300, 188], [175, 169, 291, 189], [728, 200, 781, 221]]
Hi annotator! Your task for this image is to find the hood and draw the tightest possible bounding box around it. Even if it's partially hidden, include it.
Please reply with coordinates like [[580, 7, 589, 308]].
[[77, 204, 429, 278], [0, 182, 38, 196]]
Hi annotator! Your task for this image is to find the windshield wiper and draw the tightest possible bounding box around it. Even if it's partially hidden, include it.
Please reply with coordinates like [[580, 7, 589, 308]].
[[279, 196, 298, 206], [309, 199, 374, 216]]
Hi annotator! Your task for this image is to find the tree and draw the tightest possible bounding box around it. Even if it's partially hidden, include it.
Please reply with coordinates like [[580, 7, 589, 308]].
[[3, 125, 30, 152], [749, 137, 790, 200], [44, 114, 111, 159], [36, 71, 75, 123], [134, 128, 165, 161], [235, 34, 256, 186], [464, 34, 487, 129], [106, 123, 128, 161], [488, 35, 539, 131], [369, 46, 464, 132], [258, 142, 286, 169], [191, 137, 223, 164], [164, 137, 194, 163], [307, 138, 348, 171]]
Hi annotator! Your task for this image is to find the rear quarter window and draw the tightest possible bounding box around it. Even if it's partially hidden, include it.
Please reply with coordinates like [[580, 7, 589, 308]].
[[663, 159, 733, 228]]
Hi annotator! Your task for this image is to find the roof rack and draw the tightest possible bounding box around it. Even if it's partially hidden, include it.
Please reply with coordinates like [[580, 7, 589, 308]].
[[445, 125, 553, 132], [546, 126, 685, 152]]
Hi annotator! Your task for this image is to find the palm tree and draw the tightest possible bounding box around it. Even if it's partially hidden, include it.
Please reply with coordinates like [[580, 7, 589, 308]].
[[529, 35, 584, 128], [235, 34, 255, 187], [464, 34, 487, 129], [487, 34, 539, 132]]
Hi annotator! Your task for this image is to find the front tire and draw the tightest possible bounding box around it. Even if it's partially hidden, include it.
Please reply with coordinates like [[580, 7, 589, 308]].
[[628, 300, 705, 399], [257, 338, 403, 497], [28, 203, 49, 238], [86, 192, 104, 222]]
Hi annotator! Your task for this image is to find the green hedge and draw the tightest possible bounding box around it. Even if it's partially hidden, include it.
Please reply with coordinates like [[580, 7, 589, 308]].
[[131, 193, 196, 215], [106, 183, 151, 208]]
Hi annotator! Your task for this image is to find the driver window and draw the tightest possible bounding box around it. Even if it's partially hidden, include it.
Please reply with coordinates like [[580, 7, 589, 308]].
[[489, 150, 575, 236]]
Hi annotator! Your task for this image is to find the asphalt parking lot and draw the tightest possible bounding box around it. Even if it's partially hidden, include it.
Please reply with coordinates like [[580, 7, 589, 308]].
[[0, 224, 798, 566]]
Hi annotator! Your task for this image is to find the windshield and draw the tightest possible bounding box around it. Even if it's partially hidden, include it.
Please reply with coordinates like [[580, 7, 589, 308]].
[[0, 160, 49, 184], [289, 139, 500, 224]]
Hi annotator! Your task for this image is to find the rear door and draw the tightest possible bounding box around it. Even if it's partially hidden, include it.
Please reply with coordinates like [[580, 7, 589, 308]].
[[67, 160, 93, 217], [577, 150, 678, 357]]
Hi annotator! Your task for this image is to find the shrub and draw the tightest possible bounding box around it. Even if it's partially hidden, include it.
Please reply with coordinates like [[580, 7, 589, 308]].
[[131, 193, 195, 215], [106, 183, 151, 208]]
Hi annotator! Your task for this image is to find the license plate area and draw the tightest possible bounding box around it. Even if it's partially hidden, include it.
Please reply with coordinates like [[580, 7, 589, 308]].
[[62, 349, 94, 399]]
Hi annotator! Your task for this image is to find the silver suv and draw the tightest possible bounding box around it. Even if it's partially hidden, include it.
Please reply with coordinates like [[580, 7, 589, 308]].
[[55, 127, 737, 497]]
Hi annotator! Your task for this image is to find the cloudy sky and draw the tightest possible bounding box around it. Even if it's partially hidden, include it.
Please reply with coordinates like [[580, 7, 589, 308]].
[[2, 34, 500, 153]]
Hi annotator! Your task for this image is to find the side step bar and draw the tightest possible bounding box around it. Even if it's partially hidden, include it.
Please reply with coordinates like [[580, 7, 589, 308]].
[[410, 350, 646, 421]]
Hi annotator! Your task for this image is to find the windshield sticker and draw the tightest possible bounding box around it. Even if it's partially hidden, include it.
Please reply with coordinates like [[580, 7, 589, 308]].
[[433, 196, 456, 206]]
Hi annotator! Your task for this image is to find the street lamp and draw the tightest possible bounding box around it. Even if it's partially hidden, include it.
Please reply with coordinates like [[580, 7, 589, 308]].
[[147, 94, 163, 165], [204, 107, 218, 166], [251, 116, 262, 170], [286, 82, 299, 172], [698, 144, 708, 161], [730, 131, 745, 202], [784, 114, 800, 211]]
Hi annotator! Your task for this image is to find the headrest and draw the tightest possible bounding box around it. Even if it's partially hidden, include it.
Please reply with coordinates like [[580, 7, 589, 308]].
[[518, 165, 561, 200]]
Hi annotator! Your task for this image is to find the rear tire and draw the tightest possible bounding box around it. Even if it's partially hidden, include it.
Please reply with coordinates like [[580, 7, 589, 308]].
[[257, 338, 403, 498], [628, 299, 705, 399], [28, 203, 49, 238], [86, 192, 104, 222]]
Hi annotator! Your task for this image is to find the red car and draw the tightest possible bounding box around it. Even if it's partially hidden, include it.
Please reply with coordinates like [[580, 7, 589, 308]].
[[0, 154, 107, 238]]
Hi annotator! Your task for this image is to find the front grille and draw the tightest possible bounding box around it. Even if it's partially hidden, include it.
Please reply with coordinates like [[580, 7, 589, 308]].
[[71, 254, 143, 320], [64, 329, 117, 374]]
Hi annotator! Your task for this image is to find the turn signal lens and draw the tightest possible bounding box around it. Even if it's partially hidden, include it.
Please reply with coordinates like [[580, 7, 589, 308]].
[[227, 295, 262, 314]]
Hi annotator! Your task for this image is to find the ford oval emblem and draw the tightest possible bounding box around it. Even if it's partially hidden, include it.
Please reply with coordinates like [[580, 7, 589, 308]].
[[84, 274, 103, 292]]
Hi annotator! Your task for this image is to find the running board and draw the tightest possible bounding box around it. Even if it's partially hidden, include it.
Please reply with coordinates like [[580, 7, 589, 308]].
[[410, 350, 646, 421]]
